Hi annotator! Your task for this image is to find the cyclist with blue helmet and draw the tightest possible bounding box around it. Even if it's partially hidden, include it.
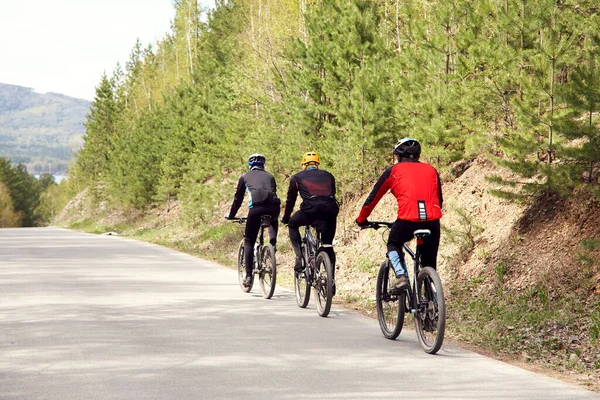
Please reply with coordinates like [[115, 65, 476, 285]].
[[226, 154, 281, 287]]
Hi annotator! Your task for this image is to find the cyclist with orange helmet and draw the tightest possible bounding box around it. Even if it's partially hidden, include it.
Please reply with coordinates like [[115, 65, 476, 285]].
[[226, 154, 281, 287], [281, 152, 339, 291], [356, 138, 443, 291]]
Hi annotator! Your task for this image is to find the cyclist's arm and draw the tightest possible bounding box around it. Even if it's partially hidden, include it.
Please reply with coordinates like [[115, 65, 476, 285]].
[[356, 168, 392, 223], [283, 175, 299, 219], [227, 176, 246, 219]]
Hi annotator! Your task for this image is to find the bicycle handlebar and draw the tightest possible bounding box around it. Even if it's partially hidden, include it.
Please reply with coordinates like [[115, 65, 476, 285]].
[[227, 217, 247, 224], [362, 221, 394, 230]]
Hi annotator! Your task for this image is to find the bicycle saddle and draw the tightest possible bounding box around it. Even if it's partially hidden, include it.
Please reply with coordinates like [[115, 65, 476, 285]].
[[413, 229, 431, 238], [310, 220, 328, 232], [260, 215, 272, 227]]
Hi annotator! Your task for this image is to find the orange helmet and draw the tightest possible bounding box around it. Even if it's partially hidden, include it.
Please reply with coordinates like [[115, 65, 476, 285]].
[[301, 152, 320, 169]]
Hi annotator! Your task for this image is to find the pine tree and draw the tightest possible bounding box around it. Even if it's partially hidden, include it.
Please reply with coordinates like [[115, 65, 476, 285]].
[[493, 0, 584, 196], [555, 28, 600, 194], [77, 73, 117, 188]]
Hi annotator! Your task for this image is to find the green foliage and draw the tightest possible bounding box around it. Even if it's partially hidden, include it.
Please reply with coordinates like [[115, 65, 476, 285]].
[[591, 305, 600, 348], [63, 0, 600, 223], [0, 180, 21, 227], [488, 0, 600, 197], [352, 256, 380, 274], [495, 261, 507, 280], [577, 238, 600, 272], [77, 73, 118, 187], [581, 239, 600, 252], [35, 178, 73, 226], [0, 157, 49, 226], [0, 158, 43, 226]]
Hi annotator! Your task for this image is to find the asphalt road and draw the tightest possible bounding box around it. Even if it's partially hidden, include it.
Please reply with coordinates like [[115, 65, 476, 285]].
[[0, 227, 598, 400]]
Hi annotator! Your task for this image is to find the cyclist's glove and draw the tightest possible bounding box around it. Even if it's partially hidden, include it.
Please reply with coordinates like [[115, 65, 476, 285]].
[[355, 219, 370, 229], [281, 216, 290, 225], [225, 214, 234, 220]]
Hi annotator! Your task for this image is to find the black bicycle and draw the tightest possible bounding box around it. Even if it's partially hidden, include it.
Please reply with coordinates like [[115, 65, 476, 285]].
[[294, 221, 334, 317], [365, 221, 446, 354], [231, 216, 277, 299]]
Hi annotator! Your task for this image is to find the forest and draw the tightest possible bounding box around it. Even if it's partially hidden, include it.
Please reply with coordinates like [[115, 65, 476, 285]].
[[66, 0, 599, 222], [0, 157, 57, 227]]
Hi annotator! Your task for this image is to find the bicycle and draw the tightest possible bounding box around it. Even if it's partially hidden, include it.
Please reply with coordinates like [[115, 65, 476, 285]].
[[294, 221, 334, 317], [230, 216, 277, 299], [364, 221, 446, 354]]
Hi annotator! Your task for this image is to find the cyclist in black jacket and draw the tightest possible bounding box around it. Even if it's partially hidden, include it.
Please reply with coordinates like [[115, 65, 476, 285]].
[[226, 154, 281, 287], [281, 152, 339, 292]]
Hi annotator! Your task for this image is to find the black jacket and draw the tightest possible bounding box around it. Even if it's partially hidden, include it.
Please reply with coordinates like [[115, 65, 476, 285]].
[[283, 168, 338, 218], [228, 167, 280, 218]]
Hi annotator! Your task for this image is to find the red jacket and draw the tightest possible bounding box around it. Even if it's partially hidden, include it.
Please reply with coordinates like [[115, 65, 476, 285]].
[[357, 160, 443, 223]]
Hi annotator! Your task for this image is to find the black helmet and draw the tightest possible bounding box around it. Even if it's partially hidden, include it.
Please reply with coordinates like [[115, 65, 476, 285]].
[[393, 138, 421, 158], [247, 153, 266, 167]]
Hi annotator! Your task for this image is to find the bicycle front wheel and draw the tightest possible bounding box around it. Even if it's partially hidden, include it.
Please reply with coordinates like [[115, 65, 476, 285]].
[[237, 239, 253, 293], [414, 266, 446, 354], [314, 251, 334, 317], [294, 245, 310, 308], [376, 260, 405, 339], [259, 244, 277, 299]]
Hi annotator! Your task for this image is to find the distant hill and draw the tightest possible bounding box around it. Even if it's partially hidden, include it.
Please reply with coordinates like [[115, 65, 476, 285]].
[[0, 83, 90, 174]]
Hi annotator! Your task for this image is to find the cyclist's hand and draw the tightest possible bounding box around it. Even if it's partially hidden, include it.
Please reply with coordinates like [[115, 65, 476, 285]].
[[281, 216, 290, 225], [355, 219, 370, 229], [225, 214, 234, 220]]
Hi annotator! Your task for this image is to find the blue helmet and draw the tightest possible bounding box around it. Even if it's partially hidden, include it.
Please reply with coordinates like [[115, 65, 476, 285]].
[[247, 153, 266, 167]]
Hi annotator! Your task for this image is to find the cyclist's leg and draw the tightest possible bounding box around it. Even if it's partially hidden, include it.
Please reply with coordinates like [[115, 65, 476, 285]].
[[418, 219, 441, 269], [288, 210, 312, 270], [319, 211, 338, 295], [266, 205, 280, 247], [244, 208, 262, 276], [320, 211, 337, 272], [387, 219, 414, 278]]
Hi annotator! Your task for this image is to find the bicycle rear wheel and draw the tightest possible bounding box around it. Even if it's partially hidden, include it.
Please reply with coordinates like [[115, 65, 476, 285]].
[[376, 261, 405, 339], [259, 244, 277, 299], [237, 239, 253, 292], [414, 266, 446, 354], [294, 245, 310, 308], [314, 251, 333, 317]]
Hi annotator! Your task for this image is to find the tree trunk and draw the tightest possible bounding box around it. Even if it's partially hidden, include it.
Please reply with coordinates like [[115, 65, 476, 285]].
[[395, 0, 401, 52]]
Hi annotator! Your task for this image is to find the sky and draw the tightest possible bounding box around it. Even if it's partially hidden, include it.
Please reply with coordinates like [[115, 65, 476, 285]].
[[0, 0, 214, 101]]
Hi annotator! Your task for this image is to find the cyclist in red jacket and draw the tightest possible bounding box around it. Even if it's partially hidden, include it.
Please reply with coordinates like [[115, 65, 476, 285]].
[[356, 138, 443, 291]]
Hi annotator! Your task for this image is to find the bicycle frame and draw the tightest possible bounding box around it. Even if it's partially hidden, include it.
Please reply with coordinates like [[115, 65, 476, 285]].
[[254, 223, 267, 270], [367, 220, 445, 353], [231, 215, 278, 299], [302, 226, 321, 277], [367, 221, 426, 313], [402, 242, 421, 314], [231, 217, 270, 272], [297, 222, 335, 317]]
